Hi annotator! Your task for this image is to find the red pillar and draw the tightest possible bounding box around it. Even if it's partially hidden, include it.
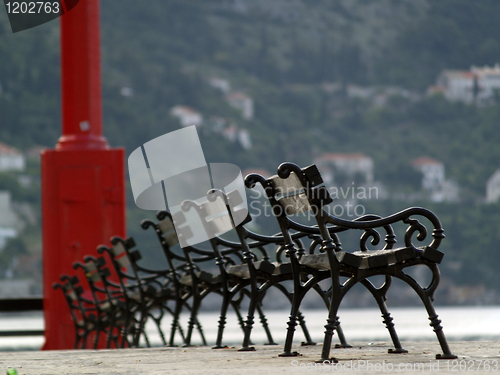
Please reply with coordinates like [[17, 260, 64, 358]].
[[41, 0, 126, 350]]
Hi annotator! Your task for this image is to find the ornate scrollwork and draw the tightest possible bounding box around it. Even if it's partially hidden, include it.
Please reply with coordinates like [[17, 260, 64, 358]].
[[403, 217, 427, 248], [360, 228, 381, 252]]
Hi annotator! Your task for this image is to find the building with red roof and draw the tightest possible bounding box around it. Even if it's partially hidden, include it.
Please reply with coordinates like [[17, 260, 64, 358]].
[[225, 92, 254, 120], [411, 157, 445, 191], [0, 141, 25, 171], [434, 64, 500, 104]]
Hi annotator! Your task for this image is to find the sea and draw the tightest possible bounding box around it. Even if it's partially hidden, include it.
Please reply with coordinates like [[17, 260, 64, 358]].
[[1, 306, 499, 351]]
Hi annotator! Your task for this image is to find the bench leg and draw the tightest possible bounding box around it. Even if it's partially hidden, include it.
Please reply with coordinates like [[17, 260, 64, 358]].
[[297, 310, 316, 346], [332, 317, 351, 349], [320, 299, 341, 363], [75, 331, 83, 349], [239, 284, 271, 351], [238, 312, 256, 351], [123, 320, 136, 348], [213, 295, 232, 349], [312, 284, 351, 348], [184, 297, 202, 347], [279, 304, 301, 357], [139, 322, 151, 348], [136, 312, 150, 347], [93, 326, 103, 349], [421, 296, 457, 359], [168, 314, 178, 347], [194, 316, 207, 346], [111, 321, 121, 348], [320, 266, 346, 362], [233, 297, 247, 333], [150, 311, 167, 346], [256, 302, 277, 345], [119, 320, 130, 348], [279, 286, 327, 356], [105, 321, 116, 348], [398, 269, 457, 360], [184, 289, 209, 347], [272, 283, 316, 346], [168, 298, 190, 347], [360, 279, 407, 354]]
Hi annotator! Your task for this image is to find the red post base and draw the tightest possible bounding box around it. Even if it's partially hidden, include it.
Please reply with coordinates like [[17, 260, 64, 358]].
[[41, 148, 125, 350]]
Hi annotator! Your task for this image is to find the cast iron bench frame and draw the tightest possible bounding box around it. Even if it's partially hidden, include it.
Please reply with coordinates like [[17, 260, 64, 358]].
[[246, 162, 457, 362]]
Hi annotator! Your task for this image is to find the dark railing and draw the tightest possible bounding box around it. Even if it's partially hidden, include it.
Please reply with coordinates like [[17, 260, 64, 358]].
[[0, 297, 44, 337]]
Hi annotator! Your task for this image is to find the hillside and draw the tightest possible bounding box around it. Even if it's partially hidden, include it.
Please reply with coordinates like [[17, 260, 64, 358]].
[[1, 0, 500, 300]]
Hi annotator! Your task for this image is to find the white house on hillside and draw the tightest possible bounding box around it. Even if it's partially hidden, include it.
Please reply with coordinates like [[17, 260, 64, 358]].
[[411, 157, 445, 191], [208, 77, 231, 94], [471, 64, 500, 102], [0, 141, 25, 172], [433, 70, 476, 103], [170, 105, 203, 127], [432, 64, 500, 104], [486, 169, 500, 203], [411, 157, 458, 202], [314, 153, 374, 186], [222, 125, 252, 150], [0, 191, 21, 250], [225, 92, 254, 120]]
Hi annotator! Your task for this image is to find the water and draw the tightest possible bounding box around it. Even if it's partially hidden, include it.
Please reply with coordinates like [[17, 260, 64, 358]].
[[1, 306, 499, 351]]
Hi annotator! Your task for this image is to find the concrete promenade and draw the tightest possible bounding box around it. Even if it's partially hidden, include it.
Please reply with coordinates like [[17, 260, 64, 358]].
[[1, 341, 499, 374]]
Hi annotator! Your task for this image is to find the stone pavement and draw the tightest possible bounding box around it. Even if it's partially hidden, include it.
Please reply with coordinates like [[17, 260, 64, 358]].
[[1, 341, 499, 374]]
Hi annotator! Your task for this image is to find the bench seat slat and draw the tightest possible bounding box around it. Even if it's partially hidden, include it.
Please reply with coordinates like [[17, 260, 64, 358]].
[[300, 247, 421, 271], [227, 261, 275, 279], [179, 271, 214, 286], [272, 262, 292, 276]]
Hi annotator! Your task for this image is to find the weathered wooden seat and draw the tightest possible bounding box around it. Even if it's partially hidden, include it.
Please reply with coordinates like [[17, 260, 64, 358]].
[[179, 270, 217, 286], [227, 260, 275, 279], [300, 246, 421, 270], [248, 162, 456, 362], [271, 262, 293, 276]]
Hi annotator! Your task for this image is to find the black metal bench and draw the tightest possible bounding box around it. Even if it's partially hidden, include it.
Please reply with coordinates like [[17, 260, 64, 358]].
[[72, 256, 136, 348], [142, 212, 225, 347], [97, 238, 176, 347], [54, 162, 457, 359], [178, 189, 350, 351], [246, 162, 456, 362], [53, 275, 99, 348], [146, 209, 278, 348]]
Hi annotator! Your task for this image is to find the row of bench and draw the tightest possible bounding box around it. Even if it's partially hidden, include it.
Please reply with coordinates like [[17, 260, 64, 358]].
[[54, 162, 457, 362]]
